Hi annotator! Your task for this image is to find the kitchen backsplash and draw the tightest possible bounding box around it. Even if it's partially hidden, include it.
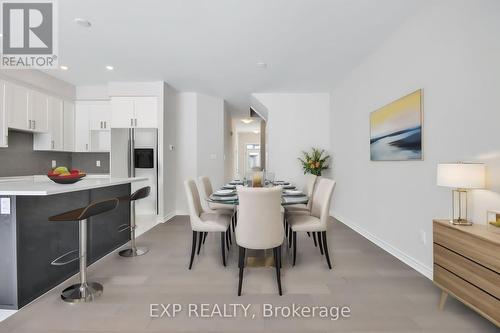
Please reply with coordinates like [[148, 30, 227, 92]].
[[72, 152, 110, 174], [0, 131, 109, 176]]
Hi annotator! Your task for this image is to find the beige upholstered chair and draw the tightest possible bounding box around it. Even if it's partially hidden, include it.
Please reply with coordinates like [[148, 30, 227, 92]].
[[287, 177, 336, 269], [198, 176, 236, 246], [184, 179, 231, 269], [285, 174, 318, 213], [284, 174, 317, 245], [198, 176, 235, 213], [235, 186, 284, 296]]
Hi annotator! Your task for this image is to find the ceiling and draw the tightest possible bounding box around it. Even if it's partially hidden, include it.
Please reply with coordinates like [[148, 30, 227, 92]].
[[49, 0, 425, 115], [233, 118, 261, 134]]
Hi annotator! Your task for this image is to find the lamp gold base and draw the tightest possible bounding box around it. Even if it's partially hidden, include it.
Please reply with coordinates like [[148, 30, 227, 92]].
[[450, 219, 473, 226]]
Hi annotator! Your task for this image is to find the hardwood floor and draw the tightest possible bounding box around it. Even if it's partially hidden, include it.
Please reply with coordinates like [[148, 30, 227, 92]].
[[0, 216, 497, 332]]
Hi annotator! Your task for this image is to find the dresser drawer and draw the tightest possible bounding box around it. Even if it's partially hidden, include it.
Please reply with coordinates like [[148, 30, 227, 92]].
[[434, 265, 500, 325], [434, 243, 500, 298], [434, 222, 500, 273]]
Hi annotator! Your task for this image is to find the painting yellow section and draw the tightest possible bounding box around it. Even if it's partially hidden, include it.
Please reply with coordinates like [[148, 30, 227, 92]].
[[370, 90, 421, 129]]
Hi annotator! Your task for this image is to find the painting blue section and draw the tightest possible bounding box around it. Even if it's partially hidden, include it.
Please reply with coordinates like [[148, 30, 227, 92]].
[[370, 126, 422, 161]]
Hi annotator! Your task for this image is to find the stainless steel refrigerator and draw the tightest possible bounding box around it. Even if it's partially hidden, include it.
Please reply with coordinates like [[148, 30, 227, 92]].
[[110, 128, 158, 216]]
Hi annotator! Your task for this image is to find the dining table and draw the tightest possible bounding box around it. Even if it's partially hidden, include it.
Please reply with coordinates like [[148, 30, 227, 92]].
[[208, 180, 309, 206], [207, 180, 308, 267]]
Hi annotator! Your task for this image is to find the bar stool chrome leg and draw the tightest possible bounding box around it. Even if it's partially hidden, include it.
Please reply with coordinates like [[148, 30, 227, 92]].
[[61, 219, 103, 303], [119, 201, 149, 257]]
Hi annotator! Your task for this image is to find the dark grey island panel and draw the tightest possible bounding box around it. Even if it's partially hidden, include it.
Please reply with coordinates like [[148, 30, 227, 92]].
[[0, 183, 131, 310]]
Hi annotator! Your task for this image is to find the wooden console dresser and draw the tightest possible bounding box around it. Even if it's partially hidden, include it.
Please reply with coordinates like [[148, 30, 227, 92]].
[[433, 219, 500, 326]]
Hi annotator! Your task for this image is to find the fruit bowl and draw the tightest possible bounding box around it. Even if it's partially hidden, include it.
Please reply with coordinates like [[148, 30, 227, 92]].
[[47, 167, 87, 184], [48, 173, 86, 184]]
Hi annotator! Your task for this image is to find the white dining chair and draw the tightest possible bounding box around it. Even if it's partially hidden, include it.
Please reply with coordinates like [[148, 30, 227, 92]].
[[235, 186, 284, 296], [284, 174, 317, 246], [287, 177, 336, 269], [198, 176, 236, 247], [285, 174, 318, 213], [184, 179, 231, 269], [198, 176, 235, 213]]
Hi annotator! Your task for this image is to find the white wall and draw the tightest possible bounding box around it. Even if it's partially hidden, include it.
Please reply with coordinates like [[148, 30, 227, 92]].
[[197, 93, 225, 190], [223, 104, 234, 182], [163, 83, 178, 219], [253, 93, 331, 189], [175, 93, 198, 214], [175, 92, 225, 214], [330, 0, 500, 279], [0, 69, 75, 100], [75, 85, 108, 100]]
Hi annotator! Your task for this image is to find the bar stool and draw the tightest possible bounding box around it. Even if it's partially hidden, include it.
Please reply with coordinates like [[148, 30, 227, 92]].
[[118, 186, 151, 257], [50, 198, 119, 303]]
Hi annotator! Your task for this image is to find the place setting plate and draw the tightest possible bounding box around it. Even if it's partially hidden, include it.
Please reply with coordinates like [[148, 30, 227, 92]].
[[213, 189, 236, 197], [222, 184, 237, 190], [229, 180, 244, 185], [282, 190, 304, 197]]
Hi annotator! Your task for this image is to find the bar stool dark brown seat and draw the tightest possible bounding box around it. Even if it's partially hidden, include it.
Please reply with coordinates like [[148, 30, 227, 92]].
[[50, 198, 119, 303], [117, 186, 151, 257]]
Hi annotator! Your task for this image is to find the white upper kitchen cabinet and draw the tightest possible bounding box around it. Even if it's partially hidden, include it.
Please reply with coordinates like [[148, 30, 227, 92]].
[[33, 97, 63, 151], [75, 103, 91, 152], [63, 101, 75, 151], [28, 90, 49, 133], [75, 100, 111, 152], [110, 97, 135, 128], [5, 82, 29, 131], [0, 81, 7, 147], [134, 97, 158, 128], [48, 97, 64, 150], [110, 97, 157, 128], [88, 101, 111, 130]]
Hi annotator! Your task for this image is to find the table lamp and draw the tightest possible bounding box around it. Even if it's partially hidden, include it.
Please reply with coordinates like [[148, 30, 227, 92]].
[[437, 162, 485, 225]]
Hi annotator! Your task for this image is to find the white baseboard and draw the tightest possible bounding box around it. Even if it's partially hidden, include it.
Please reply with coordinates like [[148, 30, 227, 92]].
[[0, 310, 16, 322], [160, 211, 176, 223], [332, 212, 433, 280]]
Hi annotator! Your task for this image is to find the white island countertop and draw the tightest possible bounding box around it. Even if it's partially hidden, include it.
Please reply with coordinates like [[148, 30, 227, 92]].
[[0, 175, 148, 196]]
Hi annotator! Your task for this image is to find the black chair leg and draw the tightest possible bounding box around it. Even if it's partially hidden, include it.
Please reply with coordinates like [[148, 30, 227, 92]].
[[238, 246, 246, 296], [221, 232, 226, 266], [307, 232, 311, 237], [203, 232, 207, 244], [197, 230, 203, 255], [228, 227, 232, 245], [189, 231, 197, 269], [322, 231, 332, 269], [312, 232, 317, 247], [279, 244, 282, 269], [317, 232, 324, 255], [288, 225, 292, 248], [292, 231, 297, 266], [273, 247, 283, 296], [225, 230, 230, 250]]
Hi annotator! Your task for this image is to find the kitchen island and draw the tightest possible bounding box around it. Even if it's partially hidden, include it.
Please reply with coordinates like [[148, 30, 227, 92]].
[[0, 176, 147, 309]]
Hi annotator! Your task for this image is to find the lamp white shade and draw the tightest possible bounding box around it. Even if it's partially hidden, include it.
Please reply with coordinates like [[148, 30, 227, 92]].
[[437, 163, 485, 189]]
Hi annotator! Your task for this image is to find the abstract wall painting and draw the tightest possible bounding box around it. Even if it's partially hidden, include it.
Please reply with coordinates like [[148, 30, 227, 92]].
[[370, 90, 423, 161]]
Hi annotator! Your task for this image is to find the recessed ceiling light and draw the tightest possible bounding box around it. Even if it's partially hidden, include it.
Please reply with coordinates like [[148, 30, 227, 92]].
[[241, 118, 253, 124], [0, 33, 3, 38], [253, 130, 260, 134], [256, 62, 267, 69], [105, 65, 114, 71], [74, 18, 91, 28], [59, 65, 69, 70]]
